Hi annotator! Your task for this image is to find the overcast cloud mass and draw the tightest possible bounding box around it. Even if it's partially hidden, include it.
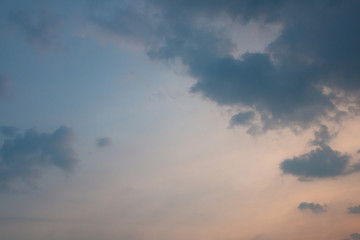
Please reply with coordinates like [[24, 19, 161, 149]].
[[0, 0, 359, 239]]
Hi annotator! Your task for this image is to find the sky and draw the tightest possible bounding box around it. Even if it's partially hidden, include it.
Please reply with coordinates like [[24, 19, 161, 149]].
[[0, 0, 360, 239]]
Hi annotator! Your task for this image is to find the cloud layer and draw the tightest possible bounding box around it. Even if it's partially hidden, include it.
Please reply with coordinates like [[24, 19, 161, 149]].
[[0, 125, 78, 192]]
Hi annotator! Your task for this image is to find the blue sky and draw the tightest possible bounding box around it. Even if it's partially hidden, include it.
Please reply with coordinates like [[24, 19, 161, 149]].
[[0, 1, 360, 240]]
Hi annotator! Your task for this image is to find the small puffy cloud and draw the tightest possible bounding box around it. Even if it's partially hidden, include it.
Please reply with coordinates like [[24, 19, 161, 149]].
[[0, 125, 78, 192], [96, 137, 111, 148], [298, 202, 327, 214], [348, 205, 360, 214], [343, 233, 360, 240], [281, 125, 360, 181], [280, 146, 352, 180]]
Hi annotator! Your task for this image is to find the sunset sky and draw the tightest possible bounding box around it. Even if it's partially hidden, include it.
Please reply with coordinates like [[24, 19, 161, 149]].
[[0, 1, 360, 239]]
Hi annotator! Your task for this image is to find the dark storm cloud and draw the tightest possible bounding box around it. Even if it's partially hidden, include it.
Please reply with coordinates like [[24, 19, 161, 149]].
[[279, 145, 360, 180], [89, 0, 360, 133], [6, 4, 61, 48], [96, 137, 111, 148], [348, 205, 360, 214], [0, 125, 78, 192], [343, 233, 360, 240], [297, 202, 326, 214]]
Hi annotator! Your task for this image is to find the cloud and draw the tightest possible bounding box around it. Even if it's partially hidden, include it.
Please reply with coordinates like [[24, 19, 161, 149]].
[[280, 145, 360, 180], [88, 1, 156, 45], [297, 202, 327, 214], [0, 125, 78, 192], [343, 233, 360, 240], [310, 124, 336, 147], [96, 137, 111, 148], [230, 111, 255, 126], [89, 0, 360, 133], [0, 126, 18, 137], [0, 73, 9, 97], [348, 205, 360, 214], [6, 4, 61, 48], [250, 233, 264, 240]]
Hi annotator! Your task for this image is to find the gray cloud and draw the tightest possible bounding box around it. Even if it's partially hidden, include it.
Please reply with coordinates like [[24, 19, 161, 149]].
[[348, 205, 360, 214], [0, 73, 9, 97], [280, 145, 360, 180], [0, 126, 18, 137], [90, 0, 360, 133], [88, 1, 155, 45], [6, 4, 61, 48], [298, 202, 327, 214], [230, 111, 255, 127], [0, 125, 78, 192], [343, 233, 360, 240], [96, 137, 111, 148], [250, 233, 264, 240], [310, 125, 336, 147]]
